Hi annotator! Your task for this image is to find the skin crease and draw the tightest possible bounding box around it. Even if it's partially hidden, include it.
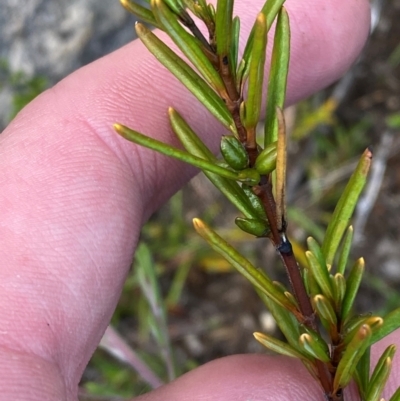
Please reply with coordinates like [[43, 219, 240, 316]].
[[0, 0, 392, 400]]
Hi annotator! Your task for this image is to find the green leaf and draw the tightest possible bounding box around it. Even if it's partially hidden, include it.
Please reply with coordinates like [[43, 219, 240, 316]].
[[331, 273, 346, 310], [254, 141, 277, 175], [242, 13, 267, 134], [389, 387, 400, 401], [366, 345, 396, 401], [235, 217, 270, 237], [313, 294, 337, 331], [254, 332, 307, 359], [135, 23, 235, 132], [230, 16, 240, 79], [220, 135, 249, 170], [370, 308, 400, 345], [355, 346, 370, 400], [344, 316, 383, 347], [256, 288, 304, 352], [168, 108, 259, 219], [114, 123, 242, 181], [215, 0, 234, 57], [152, 0, 226, 93], [240, 0, 286, 83], [341, 258, 365, 320], [193, 218, 298, 313], [241, 185, 267, 219], [120, 0, 160, 27], [322, 148, 372, 266], [334, 324, 372, 393], [299, 333, 330, 363], [264, 7, 290, 146], [305, 251, 334, 300], [337, 226, 353, 275]]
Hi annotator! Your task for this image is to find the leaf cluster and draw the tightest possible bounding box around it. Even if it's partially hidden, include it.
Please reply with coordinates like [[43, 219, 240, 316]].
[[115, 1, 400, 400]]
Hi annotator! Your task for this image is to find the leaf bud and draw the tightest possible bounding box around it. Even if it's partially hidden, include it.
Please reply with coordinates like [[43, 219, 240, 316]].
[[235, 217, 270, 237], [254, 141, 277, 175], [220, 135, 249, 170]]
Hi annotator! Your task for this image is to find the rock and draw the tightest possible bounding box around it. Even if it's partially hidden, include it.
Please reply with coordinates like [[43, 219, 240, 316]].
[[0, 0, 139, 128]]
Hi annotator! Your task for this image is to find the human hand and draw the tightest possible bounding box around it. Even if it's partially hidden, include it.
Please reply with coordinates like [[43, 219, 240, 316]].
[[0, 1, 378, 400]]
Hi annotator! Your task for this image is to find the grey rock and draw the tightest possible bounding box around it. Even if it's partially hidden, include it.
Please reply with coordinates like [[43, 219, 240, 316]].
[[0, 0, 139, 128]]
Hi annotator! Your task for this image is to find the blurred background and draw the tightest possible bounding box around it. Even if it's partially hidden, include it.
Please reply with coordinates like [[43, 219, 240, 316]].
[[1, 0, 399, 399]]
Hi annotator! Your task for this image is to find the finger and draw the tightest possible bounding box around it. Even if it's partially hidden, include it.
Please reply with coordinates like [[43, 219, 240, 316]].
[[0, 0, 370, 399]]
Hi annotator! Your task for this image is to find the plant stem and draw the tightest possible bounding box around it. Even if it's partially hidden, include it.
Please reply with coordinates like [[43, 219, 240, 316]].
[[253, 181, 342, 401]]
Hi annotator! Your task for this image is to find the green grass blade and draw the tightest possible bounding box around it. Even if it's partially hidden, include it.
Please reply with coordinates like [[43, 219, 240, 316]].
[[321, 148, 372, 266], [242, 13, 267, 134], [168, 108, 259, 219], [121, 0, 160, 27], [370, 308, 400, 345], [135, 243, 176, 381], [341, 258, 365, 320], [135, 23, 235, 132], [193, 218, 298, 313], [264, 7, 290, 146], [114, 123, 247, 180], [153, 0, 226, 93], [215, 0, 234, 57], [337, 226, 354, 275], [333, 324, 372, 393]]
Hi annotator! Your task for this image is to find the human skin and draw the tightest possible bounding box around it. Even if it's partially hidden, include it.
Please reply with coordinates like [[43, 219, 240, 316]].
[[0, 0, 385, 400]]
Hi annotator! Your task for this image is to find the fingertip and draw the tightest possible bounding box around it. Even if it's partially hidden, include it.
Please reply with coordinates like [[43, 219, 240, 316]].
[[134, 354, 323, 401]]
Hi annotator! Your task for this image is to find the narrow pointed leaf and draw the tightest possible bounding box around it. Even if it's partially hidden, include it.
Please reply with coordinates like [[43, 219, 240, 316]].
[[275, 107, 287, 230], [121, 0, 160, 27], [299, 333, 330, 363], [168, 108, 258, 219], [254, 332, 307, 359], [256, 288, 304, 351], [313, 294, 337, 331], [241, 0, 286, 76], [230, 16, 240, 78], [367, 345, 396, 401], [193, 218, 297, 313], [305, 251, 334, 300], [114, 123, 241, 180], [344, 316, 383, 347], [331, 273, 346, 310], [337, 226, 354, 275], [242, 13, 267, 136], [341, 258, 365, 320], [371, 308, 400, 345], [215, 0, 234, 57], [355, 345, 370, 399], [322, 148, 372, 266], [264, 7, 290, 146], [307, 237, 328, 273], [135, 23, 235, 132], [389, 387, 400, 401], [334, 324, 372, 392], [152, 0, 226, 93]]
